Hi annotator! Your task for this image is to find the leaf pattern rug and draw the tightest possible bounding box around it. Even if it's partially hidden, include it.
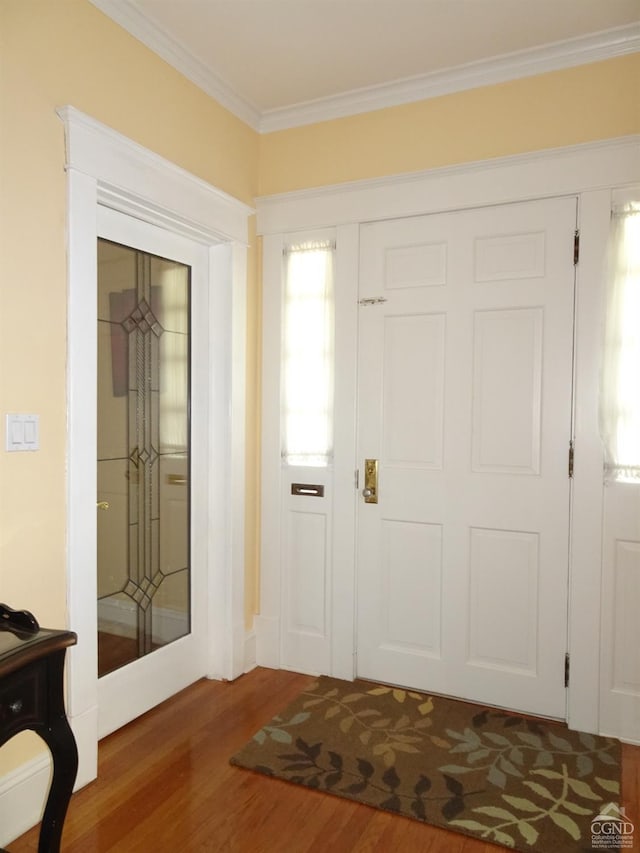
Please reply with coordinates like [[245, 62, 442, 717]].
[[230, 676, 621, 852]]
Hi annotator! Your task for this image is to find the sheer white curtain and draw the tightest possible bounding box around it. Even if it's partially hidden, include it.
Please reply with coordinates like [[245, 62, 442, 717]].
[[600, 202, 640, 483], [282, 240, 335, 466], [156, 259, 189, 454]]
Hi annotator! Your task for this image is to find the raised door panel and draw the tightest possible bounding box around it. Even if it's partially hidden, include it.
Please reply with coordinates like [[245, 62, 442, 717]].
[[286, 510, 328, 639], [467, 527, 539, 674], [380, 520, 443, 657], [600, 484, 640, 741], [612, 540, 640, 694], [471, 308, 543, 475], [474, 231, 546, 282], [383, 314, 445, 469], [384, 241, 447, 290]]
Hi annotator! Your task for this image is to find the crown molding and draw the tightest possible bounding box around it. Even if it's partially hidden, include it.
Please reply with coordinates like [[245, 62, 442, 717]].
[[260, 23, 640, 132], [88, 0, 262, 130], [88, 1, 639, 134]]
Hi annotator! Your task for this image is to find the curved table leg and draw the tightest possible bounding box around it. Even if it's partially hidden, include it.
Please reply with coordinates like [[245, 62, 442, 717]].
[[36, 650, 79, 853], [37, 719, 78, 853]]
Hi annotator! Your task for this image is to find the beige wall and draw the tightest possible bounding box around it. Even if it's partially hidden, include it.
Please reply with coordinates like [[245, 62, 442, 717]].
[[259, 53, 640, 195], [0, 0, 259, 773], [0, 0, 637, 782]]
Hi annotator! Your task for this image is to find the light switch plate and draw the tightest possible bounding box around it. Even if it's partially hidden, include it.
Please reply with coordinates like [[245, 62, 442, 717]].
[[5, 414, 40, 451]]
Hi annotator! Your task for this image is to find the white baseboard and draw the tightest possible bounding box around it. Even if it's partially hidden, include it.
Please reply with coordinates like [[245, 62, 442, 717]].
[[254, 614, 280, 668], [152, 606, 189, 645], [0, 753, 51, 848], [98, 597, 189, 644], [70, 705, 98, 790], [97, 596, 136, 638]]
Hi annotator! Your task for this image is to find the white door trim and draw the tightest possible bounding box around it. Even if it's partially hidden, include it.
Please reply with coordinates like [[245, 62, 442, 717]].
[[257, 134, 640, 737], [256, 136, 639, 234], [58, 106, 252, 788]]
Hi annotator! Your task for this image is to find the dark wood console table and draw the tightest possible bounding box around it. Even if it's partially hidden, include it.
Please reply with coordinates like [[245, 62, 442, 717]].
[[0, 605, 78, 853]]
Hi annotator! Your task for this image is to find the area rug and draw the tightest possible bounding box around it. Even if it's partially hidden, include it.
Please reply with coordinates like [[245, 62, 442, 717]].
[[230, 676, 622, 852]]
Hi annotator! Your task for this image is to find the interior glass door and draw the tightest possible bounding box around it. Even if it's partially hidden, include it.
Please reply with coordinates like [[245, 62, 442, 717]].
[[97, 239, 191, 678]]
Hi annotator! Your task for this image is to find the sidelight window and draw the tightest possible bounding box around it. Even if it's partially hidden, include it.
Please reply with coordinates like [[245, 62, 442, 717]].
[[282, 238, 335, 466], [601, 201, 640, 483]]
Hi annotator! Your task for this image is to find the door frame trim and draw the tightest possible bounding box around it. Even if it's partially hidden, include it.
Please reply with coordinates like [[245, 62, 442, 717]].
[[256, 134, 640, 736], [58, 106, 253, 787]]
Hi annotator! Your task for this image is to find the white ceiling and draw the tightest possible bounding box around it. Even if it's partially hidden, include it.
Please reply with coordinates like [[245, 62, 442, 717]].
[[92, 0, 640, 131]]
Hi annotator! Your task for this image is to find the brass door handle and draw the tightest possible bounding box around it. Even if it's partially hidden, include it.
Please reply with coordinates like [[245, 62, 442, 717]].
[[363, 459, 378, 504], [96, 501, 110, 510], [167, 474, 187, 485]]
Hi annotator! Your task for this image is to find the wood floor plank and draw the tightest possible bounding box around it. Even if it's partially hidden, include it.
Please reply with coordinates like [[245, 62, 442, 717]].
[[7, 668, 640, 852]]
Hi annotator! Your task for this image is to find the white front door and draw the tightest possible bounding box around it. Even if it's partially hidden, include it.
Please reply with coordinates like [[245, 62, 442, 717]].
[[356, 197, 577, 718], [96, 206, 210, 738]]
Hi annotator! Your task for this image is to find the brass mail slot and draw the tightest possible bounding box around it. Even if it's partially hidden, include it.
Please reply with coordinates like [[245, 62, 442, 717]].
[[291, 483, 324, 498], [167, 474, 187, 486]]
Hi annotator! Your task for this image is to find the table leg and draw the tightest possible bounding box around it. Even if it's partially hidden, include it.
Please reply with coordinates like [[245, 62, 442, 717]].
[[38, 714, 78, 853], [36, 650, 79, 853]]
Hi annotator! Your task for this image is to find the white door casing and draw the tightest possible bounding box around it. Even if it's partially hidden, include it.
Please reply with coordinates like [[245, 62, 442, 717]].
[[257, 136, 640, 737], [356, 198, 577, 718], [59, 106, 251, 787]]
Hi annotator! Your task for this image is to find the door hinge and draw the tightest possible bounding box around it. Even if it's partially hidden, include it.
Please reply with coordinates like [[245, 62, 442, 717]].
[[564, 653, 570, 688], [573, 230, 580, 265], [568, 440, 575, 478]]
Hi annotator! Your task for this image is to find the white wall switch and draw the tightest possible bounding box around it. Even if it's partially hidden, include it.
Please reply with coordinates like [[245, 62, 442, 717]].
[[5, 414, 40, 451]]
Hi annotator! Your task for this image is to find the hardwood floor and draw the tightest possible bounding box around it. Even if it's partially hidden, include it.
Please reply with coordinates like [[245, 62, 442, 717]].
[[98, 632, 162, 678], [97, 631, 138, 677], [9, 668, 640, 852]]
